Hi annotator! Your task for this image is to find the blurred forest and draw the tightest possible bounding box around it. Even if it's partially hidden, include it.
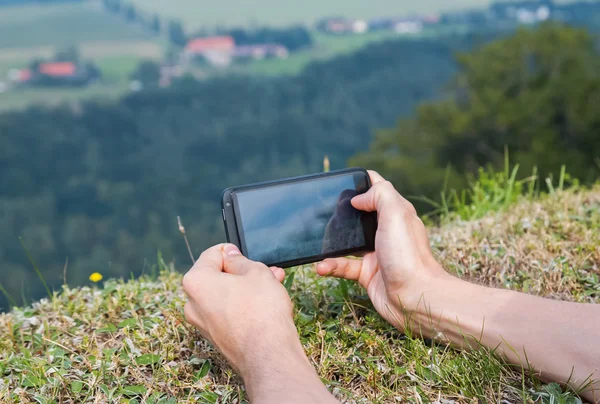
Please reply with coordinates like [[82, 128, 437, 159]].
[[1, 24, 599, 310]]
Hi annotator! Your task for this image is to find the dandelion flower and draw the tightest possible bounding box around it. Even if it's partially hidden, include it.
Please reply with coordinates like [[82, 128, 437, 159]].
[[89, 272, 103, 283]]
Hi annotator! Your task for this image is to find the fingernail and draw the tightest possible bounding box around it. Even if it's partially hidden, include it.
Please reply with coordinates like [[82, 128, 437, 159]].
[[224, 244, 241, 256]]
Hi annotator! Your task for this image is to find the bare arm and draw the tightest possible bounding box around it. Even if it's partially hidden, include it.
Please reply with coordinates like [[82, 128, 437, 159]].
[[241, 337, 337, 403], [317, 170, 600, 403], [411, 275, 600, 402]]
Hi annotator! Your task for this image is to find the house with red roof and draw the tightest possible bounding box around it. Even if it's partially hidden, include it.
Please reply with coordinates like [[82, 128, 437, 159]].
[[7, 61, 99, 88], [183, 36, 236, 67], [38, 62, 78, 77], [184, 36, 235, 54]]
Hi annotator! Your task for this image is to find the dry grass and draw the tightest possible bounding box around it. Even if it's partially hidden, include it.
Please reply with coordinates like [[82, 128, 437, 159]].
[[0, 186, 598, 403]]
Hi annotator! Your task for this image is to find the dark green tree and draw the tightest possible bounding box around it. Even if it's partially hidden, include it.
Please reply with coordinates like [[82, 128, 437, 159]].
[[352, 23, 600, 204], [130, 60, 161, 86], [151, 15, 161, 33], [125, 5, 137, 22], [168, 20, 187, 47], [54, 45, 80, 63]]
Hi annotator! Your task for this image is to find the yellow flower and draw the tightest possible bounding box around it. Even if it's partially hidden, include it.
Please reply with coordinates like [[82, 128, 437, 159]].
[[89, 272, 103, 283]]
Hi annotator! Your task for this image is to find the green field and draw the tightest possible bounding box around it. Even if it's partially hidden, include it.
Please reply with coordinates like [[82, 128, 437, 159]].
[[95, 54, 146, 83], [0, 2, 152, 48], [239, 25, 470, 76], [129, 0, 577, 29], [0, 1, 164, 111], [129, 0, 481, 28]]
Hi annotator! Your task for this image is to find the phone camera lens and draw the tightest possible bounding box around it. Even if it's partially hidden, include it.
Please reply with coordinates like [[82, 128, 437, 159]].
[[226, 202, 231, 207]]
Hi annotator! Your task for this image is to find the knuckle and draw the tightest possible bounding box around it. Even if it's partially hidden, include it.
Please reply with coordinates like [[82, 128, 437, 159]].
[[182, 270, 202, 296], [376, 180, 397, 196], [390, 205, 417, 223], [405, 200, 418, 215]]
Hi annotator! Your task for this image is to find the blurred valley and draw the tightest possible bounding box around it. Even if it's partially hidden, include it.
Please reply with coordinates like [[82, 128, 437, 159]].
[[1, 0, 600, 310]]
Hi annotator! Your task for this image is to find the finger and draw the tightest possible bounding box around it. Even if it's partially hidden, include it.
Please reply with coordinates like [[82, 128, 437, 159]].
[[366, 171, 418, 215], [182, 245, 228, 298], [270, 267, 285, 283], [222, 244, 264, 276], [318, 255, 379, 290], [191, 244, 227, 273], [367, 170, 386, 184], [351, 180, 401, 214], [316, 257, 362, 281]]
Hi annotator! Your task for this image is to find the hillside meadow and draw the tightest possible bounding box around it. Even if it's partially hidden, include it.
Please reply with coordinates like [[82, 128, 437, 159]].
[[0, 178, 598, 402], [0, 1, 163, 109], [0, 2, 152, 48]]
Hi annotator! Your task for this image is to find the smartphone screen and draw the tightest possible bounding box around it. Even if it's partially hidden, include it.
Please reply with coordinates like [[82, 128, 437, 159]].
[[231, 171, 373, 266]]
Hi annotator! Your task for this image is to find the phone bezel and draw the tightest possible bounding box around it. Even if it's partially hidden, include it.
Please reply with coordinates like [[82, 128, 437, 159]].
[[221, 167, 377, 268]]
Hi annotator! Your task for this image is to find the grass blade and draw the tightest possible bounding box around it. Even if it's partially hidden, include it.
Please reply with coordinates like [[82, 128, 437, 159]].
[[284, 269, 296, 291], [19, 237, 52, 298], [558, 165, 566, 191], [0, 281, 17, 308]]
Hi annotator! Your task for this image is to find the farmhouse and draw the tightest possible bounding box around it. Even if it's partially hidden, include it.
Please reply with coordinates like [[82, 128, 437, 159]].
[[7, 62, 98, 87], [183, 35, 289, 67], [183, 36, 236, 67]]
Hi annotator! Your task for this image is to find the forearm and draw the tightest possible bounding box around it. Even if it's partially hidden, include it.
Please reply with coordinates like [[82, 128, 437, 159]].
[[402, 275, 600, 402], [240, 340, 338, 404]]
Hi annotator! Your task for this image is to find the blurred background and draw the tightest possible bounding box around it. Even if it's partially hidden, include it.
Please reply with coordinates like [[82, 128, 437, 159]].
[[1, 0, 599, 311]]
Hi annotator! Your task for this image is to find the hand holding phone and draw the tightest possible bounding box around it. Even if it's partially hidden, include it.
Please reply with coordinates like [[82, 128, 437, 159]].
[[221, 168, 377, 268]]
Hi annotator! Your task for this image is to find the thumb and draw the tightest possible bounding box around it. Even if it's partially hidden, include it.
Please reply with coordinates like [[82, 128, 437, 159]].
[[351, 180, 400, 214], [222, 244, 255, 275]]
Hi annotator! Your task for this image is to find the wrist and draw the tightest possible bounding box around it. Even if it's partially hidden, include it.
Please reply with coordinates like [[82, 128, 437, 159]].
[[235, 324, 311, 380], [240, 337, 322, 398], [391, 269, 480, 339]]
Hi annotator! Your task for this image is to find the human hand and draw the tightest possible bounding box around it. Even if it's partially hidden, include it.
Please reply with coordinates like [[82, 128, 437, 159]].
[[316, 171, 451, 332], [183, 244, 338, 403], [183, 244, 301, 375]]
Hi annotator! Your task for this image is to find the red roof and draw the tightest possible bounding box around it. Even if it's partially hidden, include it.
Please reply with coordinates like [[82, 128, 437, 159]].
[[39, 62, 77, 77], [185, 36, 235, 53]]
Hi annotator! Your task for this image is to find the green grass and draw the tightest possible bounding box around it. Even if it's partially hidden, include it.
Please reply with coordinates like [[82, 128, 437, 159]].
[[0, 167, 598, 402], [95, 55, 144, 83], [0, 2, 151, 49]]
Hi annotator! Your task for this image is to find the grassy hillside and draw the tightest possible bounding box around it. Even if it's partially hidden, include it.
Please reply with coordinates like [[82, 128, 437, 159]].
[[0, 2, 152, 48], [1, 183, 597, 402], [0, 1, 162, 110]]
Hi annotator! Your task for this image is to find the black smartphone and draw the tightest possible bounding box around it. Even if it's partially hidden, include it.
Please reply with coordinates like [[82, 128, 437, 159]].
[[221, 168, 377, 268]]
